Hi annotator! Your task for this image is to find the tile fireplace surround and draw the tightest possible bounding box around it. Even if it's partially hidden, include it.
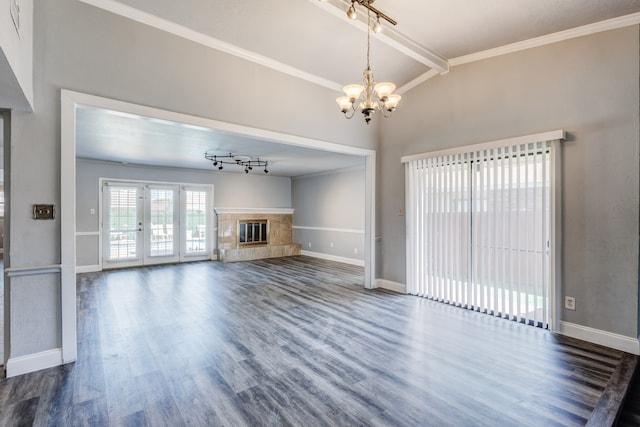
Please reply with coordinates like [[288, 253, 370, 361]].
[[215, 208, 301, 262]]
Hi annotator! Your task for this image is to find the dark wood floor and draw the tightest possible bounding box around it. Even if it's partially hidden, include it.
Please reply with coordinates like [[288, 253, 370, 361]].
[[618, 367, 640, 426], [0, 256, 633, 426]]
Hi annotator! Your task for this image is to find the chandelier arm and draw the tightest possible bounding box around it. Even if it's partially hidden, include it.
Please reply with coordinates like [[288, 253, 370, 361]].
[[344, 108, 356, 119]]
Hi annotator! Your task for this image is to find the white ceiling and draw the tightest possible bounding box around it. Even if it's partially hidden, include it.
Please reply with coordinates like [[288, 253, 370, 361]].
[[76, 106, 365, 177], [75, 0, 640, 176]]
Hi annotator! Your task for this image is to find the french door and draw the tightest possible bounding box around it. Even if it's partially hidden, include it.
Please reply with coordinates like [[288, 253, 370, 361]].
[[102, 180, 212, 269]]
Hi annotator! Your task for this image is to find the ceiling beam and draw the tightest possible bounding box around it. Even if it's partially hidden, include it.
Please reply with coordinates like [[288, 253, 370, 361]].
[[310, 0, 449, 73]]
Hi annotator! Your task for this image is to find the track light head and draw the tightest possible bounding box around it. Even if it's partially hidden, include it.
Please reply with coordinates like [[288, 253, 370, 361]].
[[218, 165, 223, 170], [373, 16, 382, 33], [347, 2, 356, 19]]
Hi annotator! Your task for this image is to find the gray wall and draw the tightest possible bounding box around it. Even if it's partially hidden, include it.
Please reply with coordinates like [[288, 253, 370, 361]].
[[76, 159, 292, 267], [0, 0, 33, 110], [292, 165, 365, 262], [7, 0, 374, 359], [378, 27, 640, 338]]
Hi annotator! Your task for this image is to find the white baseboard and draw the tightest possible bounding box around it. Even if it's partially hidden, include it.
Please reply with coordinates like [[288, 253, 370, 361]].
[[558, 321, 640, 355], [374, 279, 407, 294], [6, 348, 64, 377], [76, 264, 101, 273], [300, 250, 364, 267]]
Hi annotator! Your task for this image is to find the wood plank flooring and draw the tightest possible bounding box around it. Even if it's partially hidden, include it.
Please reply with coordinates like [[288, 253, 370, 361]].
[[618, 364, 640, 426], [0, 256, 631, 426]]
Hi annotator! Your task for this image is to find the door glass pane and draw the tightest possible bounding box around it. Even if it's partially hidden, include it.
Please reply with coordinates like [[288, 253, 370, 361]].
[[149, 189, 175, 257], [108, 186, 138, 261], [185, 190, 207, 254]]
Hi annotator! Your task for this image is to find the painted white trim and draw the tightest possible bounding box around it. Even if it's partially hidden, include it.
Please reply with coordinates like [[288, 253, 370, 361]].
[[397, 69, 440, 95], [404, 13, 640, 92], [6, 349, 64, 378], [64, 90, 374, 157], [61, 90, 79, 365], [293, 225, 364, 234], [214, 207, 295, 215], [364, 153, 375, 289], [401, 130, 566, 163], [77, 0, 342, 92], [309, 0, 448, 73], [75, 231, 99, 236], [5, 265, 62, 278], [558, 321, 640, 356], [291, 163, 366, 180], [76, 265, 101, 274], [375, 279, 407, 294], [450, 12, 640, 67], [301, 250, 364, 267]]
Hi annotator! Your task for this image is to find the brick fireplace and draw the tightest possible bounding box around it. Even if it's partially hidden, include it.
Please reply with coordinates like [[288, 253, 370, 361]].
[[214, 208, 301, 262]]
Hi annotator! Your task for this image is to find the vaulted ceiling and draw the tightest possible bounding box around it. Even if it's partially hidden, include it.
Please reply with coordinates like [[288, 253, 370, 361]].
[[75, 0, 640, 176]]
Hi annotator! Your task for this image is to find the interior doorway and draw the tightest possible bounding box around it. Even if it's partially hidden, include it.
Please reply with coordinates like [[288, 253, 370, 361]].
[[61, 89, 376, 366], [0, 112, 7, 367]]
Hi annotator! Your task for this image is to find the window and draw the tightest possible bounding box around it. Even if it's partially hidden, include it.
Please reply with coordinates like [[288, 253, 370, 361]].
[[404, 132, 563, 329]]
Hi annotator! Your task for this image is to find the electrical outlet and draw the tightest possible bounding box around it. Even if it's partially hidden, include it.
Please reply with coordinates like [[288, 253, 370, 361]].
[[565, 296, 576, 311]]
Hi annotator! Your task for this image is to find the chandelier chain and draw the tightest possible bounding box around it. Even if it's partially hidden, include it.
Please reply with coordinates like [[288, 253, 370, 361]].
[[366, 5, 371, 70]]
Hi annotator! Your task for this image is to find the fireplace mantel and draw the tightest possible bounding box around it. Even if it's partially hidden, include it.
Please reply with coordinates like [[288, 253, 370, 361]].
[[214, 208, 295, 215], [215, 208, 300, 262]]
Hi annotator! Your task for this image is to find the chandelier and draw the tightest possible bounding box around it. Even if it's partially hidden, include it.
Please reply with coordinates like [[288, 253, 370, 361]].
[[204, 152, 269, 174], [336, 0, 401, 125]]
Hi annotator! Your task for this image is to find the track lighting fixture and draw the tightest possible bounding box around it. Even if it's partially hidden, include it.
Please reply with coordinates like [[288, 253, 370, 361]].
[[205, 152, 269, 174]]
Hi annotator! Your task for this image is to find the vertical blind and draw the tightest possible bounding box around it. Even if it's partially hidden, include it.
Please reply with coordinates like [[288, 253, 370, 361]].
[[405, 135, 561, 329]]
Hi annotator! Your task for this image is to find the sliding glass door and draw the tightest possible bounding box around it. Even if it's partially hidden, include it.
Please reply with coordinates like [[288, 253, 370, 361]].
[[405, 137, 561, 329]]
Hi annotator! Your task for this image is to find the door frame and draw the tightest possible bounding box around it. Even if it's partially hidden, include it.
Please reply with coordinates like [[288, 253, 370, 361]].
[[61, 89, 376, 364]]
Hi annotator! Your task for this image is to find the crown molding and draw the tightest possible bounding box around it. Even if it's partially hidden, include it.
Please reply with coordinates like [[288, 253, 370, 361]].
[[397, 68, 439, 95], [77, 0, 343, 92], [404, 12, 640, 90], [77, 1, 640, 95], [449, 11, 640, 67]]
